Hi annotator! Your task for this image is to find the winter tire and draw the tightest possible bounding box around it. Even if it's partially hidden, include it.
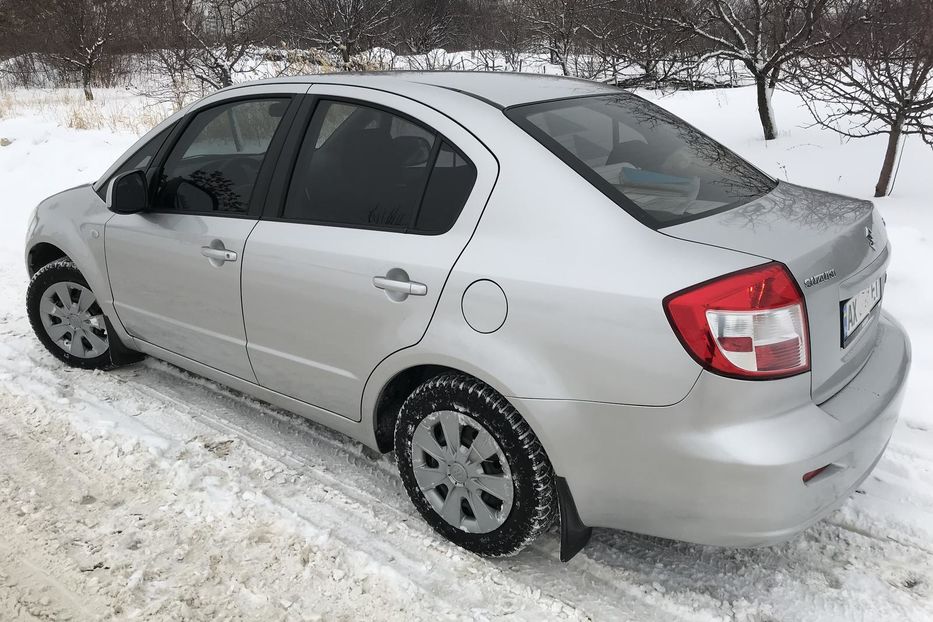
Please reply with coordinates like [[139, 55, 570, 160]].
[[27, 259, 139, 369], [395, 373, 558, 557]]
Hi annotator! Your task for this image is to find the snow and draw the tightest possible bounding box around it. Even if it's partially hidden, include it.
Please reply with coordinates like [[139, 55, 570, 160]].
[[1, 85, 932, 621]]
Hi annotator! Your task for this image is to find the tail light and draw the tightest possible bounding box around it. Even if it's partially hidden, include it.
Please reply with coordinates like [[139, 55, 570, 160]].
[[802, 465, 830, 483], [663, 262, 810, 379]]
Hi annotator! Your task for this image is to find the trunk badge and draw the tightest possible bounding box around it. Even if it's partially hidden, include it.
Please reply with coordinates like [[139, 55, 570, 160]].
[[804, 269, 837, 288], [865, 226, 876, 250]]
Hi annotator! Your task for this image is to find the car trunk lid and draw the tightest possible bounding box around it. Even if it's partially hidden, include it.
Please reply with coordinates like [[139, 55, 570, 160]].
[[662, 182, 889, 406]]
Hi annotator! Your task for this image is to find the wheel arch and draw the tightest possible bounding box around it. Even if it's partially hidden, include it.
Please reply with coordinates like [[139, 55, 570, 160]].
[[371, 364, 454, 453], [366, 355, 523, 454], [27, 242, 69, 276], [25, 234, 116, 326]]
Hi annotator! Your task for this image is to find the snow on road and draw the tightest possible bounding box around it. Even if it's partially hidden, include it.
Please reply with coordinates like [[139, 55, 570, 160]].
[[1, 87, 932, 621]]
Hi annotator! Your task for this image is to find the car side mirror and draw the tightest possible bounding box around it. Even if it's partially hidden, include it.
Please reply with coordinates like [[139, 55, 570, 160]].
[[108, 170, 148, 214]]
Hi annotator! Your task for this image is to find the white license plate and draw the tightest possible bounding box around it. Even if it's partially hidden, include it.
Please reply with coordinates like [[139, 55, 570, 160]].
[[841, 277, 883, 345]]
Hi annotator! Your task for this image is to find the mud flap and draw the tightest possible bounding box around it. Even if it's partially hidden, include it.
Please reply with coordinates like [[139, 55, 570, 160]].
[[556, 476, 592, 562], [104, 316, 144, 367]]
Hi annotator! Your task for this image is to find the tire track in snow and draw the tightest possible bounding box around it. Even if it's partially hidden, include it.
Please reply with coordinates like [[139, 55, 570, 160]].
[[2, 311, 932, 620], [109, 359, 702, 622], [0, 396, 466, 621], [2, 321, 686, 621], [0, 415, 110, 622], [115, 358, 933, 622]]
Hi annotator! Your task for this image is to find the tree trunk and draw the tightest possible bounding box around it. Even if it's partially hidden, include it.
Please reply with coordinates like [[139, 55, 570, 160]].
[[755, 74, 776, 140], [644, 59, 657, 87], [768, 63, 781, 89], [875, 115, 905, 198], [82, 65, 94, 101]]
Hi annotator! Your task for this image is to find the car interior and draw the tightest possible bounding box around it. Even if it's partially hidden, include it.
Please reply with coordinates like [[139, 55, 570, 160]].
[[286, 103, 436, 228]]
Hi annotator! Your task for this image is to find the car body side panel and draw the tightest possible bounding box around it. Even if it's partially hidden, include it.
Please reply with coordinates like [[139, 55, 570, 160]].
[[105, 213, 259, 382], [292, 85, 776, 422], [24, 185, 138, 349], [132, 338, 377, 446], [241, 85, 499, 421], [362, 113, 765, 409]]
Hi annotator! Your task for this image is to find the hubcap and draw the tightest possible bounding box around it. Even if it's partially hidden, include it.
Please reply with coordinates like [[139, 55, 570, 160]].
[[39, 281, 109, 359], [411, 410, 514, 533]]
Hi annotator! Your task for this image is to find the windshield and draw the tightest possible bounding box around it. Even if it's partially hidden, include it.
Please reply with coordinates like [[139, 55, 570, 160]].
[[507, 94, 776, 228]]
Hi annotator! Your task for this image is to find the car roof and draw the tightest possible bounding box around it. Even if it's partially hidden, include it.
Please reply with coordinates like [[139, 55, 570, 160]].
[[227, 71, 622, 108]]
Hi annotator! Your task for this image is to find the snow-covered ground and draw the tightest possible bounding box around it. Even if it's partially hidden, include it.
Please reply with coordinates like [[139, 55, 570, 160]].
[[0, 86, 931, 621]]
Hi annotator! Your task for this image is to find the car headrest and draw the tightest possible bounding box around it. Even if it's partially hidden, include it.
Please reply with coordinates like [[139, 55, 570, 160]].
[[392, 136, 432, 167]]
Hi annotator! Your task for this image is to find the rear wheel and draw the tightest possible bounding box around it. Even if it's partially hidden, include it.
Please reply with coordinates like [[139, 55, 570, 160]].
[[26, 259, 136, 369], [394, 373, 557, 557]]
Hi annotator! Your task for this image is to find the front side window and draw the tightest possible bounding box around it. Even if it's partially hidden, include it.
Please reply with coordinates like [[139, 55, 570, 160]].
[[98, 123, 175, 200], [284, 100, 476, 234], [154, 98, 289, 214], [507, 94, 776, 227], [122, 124, 175, 174]]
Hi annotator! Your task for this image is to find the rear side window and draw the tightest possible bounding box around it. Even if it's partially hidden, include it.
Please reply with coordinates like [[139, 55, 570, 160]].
[[153, 98, 289, 215], [507, 94, 775, 228], [284, 100, 476, 234], [415, 142, 477, 234]]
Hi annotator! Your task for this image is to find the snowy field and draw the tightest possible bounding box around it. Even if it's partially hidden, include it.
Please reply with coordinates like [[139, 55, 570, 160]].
[[0, 84, 931, 621]]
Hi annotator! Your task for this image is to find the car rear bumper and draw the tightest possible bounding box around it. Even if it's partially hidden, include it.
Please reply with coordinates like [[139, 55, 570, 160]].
[[513, 311, 910, 546]]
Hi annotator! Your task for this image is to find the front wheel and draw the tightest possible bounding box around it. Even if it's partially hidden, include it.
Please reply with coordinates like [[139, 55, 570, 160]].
[[394, 373, 558, 557], [26, 259, 132, 369]]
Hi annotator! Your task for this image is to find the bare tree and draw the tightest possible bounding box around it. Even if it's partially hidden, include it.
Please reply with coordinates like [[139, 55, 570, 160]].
[[472, 0, 532, 70], [664, 0, 839, 140], [794, 0, 933, 197], [292, 0, 398, 67], [177, 0, 280, 89], [36, 0, 119, 100], [128, 0, 195, 108], [395, 0, 457, 54], [585, 0, 698, 86], [0, 0, 27, 72], [519, 0, 612, 76], [0, 0, 13, 55]]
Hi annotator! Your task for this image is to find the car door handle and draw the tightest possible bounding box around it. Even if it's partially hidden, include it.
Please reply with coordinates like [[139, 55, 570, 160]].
[[373, 276, 428, 296], [201, 246, 238, 262]]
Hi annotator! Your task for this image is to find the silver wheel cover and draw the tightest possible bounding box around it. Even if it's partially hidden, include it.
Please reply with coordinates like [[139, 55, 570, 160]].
[[411, 410, 514, 533], [39, 281, 109, 359]]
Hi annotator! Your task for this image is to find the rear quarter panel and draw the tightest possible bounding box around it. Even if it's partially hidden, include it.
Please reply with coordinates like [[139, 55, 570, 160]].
[[365, 115, 767, 409]]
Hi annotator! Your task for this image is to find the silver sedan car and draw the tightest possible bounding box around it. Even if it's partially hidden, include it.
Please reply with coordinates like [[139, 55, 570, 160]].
[[24, 72, 910, 561]]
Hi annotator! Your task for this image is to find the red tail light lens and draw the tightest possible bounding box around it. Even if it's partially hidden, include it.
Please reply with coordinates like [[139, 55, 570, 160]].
[[663, 262, 810, 379], [802, 465, 830, 483]]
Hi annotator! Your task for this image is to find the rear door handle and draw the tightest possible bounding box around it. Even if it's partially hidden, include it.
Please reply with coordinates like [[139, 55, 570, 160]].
[[373, 276, 428, 296], [201, 246, 238, 262]]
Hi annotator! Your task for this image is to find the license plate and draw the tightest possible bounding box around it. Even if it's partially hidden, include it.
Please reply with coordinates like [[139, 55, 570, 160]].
[[841, 277, 883, 346]]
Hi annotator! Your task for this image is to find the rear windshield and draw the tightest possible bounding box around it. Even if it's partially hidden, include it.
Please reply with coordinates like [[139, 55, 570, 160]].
[[507, 94, 776, 228]]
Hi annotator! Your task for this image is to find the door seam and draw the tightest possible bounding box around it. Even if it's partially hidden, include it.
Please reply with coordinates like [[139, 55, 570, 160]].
[[240, 219, 262, 384]]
